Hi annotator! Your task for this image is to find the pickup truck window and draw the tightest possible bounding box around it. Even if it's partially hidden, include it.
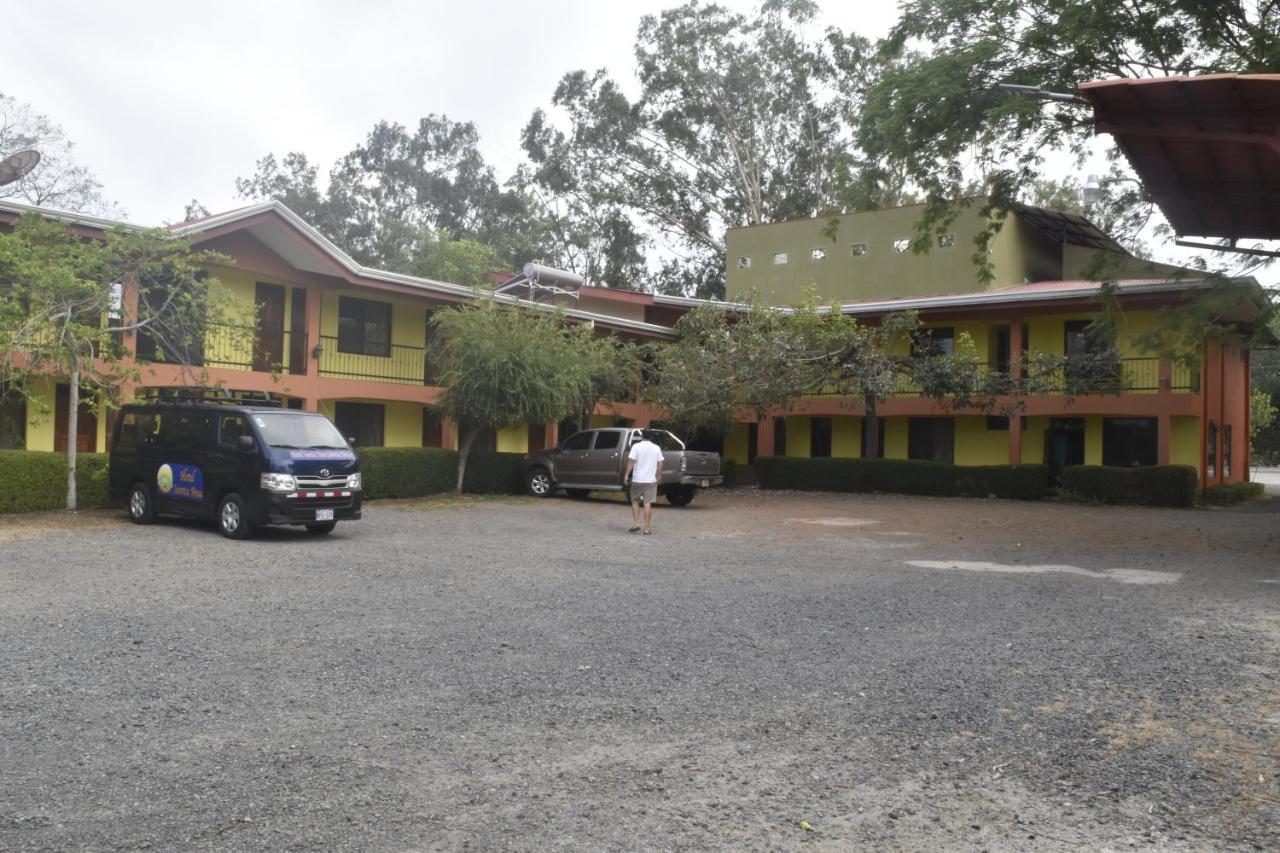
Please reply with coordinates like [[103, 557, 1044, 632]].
[[563, 431, 593, 451], [593, 431, 621, 450]]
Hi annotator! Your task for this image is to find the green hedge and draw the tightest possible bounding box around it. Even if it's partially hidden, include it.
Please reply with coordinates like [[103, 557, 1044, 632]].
[[754, 456, 1050, 501], [357, 447, 524, 499], [0, 451, 111, 514], [1060, 465, 1198, 507], [720, 458, 737, 488], [1200, 481, 1266, 506]]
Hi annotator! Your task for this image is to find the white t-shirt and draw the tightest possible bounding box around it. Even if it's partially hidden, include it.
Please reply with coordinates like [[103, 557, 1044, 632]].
[[628, 440, 664, 483]]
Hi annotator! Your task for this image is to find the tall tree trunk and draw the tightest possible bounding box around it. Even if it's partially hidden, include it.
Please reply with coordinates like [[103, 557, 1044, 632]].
[[863, 393, 879, 460], [66, 358, 79, 511], [455, 428, 479, 494]]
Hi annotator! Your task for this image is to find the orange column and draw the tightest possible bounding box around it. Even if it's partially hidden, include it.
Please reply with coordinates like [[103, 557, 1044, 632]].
[[757, 415, 775, 458]]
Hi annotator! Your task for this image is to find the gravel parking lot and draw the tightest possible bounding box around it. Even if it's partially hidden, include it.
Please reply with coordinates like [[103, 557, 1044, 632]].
[[2, 490, 1278, 851]]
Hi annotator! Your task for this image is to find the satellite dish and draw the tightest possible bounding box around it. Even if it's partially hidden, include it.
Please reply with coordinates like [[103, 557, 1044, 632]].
[[0, 149, 41, 188]]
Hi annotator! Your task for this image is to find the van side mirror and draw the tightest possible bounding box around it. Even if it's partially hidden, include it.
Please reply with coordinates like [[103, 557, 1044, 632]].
[[238, 434, 256, 453], [346, 435, 358, 449]]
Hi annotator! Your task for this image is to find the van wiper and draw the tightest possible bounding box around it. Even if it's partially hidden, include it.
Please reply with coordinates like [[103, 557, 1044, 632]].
[[308, 444, 348, 450], [271, 443, 302, 449]]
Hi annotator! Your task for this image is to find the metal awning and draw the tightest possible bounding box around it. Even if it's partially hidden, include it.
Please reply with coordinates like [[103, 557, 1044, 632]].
[[1079, 74, 1280, 245]]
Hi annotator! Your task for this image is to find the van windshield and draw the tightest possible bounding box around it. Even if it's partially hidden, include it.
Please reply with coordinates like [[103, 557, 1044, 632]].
[[251, 413, 349, 450]]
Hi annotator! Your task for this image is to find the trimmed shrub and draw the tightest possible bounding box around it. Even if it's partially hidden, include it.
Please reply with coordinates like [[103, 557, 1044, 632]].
[[1200, 481, 1266, 506], [0, 450, 67, 513], [1060, 465, 1198, 508], [720, 458, 737, 488], [76, 453, 112, 509], [753, 456, 1050, 501], [461, 452, 525, 495], [357, 447, 456, 500]]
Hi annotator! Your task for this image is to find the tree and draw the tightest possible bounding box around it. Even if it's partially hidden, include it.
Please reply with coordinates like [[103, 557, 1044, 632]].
[[0, 92, 116, 215], [0, 214, 251, 508], [645, 298, 999, 453], [523, 0, 883, 298], [427, 302, 635, 492], [852, 1, 1280, 270], [409, 231, 498, 288]]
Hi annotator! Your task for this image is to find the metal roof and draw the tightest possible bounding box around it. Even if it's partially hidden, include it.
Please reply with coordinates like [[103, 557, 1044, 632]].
[[1079, 74, 1280, 242]]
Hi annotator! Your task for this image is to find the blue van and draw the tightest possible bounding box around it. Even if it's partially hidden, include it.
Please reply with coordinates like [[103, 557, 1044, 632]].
[[108, 389, 362, 539]]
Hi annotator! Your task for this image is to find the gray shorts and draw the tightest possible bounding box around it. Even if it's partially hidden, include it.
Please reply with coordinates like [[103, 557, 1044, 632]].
[[630, 482, 658, 505]]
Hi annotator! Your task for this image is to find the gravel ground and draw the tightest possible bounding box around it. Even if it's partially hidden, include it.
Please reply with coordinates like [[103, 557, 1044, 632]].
[[2, 489, 1278, 852]]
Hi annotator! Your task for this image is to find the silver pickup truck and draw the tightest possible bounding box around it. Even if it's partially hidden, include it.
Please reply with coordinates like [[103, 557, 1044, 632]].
[[522, 427, 722, 506]]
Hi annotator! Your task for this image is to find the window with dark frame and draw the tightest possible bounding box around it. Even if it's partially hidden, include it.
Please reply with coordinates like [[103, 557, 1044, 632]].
[[809, 417, 832, 458], [908, 417, 955, 463], [912, 327, 955, 357], [1102, 417, 1157, 468], [337, 296, 392, 357], [334, 401, 385, 447]]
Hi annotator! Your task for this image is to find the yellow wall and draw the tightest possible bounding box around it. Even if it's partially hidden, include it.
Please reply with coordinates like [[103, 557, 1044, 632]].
[[1084, 415, 1103, 465], [384, 402, 422, 447], [318, 289, 428, 384], [496, 426, 529, 454], [785, 416, 811, 457], [1021, 415, 1048, 464], [883, 417, 909, 460], [832, 416, 861, 458], [955, 415, 1009, 465], [724, 422, 751, 464], [21, 380, 109, 453], [1171, 416, 1201, 467], [202, 264, 277, 372]]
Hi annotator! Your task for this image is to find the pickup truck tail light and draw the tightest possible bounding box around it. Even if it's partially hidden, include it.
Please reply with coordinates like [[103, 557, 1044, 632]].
[[680, 456, 688, 472]]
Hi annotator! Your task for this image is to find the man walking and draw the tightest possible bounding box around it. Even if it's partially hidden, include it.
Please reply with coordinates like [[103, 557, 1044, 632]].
[[624, 429, 664, 535]]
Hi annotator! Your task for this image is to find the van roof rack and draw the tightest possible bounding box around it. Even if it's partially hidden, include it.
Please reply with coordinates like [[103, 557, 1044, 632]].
[[139, 387, 284, 407]]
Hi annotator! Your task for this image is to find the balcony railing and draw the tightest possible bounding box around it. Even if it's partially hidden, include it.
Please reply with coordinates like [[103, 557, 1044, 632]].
[[317, 335, 430, 385], [135, 325, 307, 376]]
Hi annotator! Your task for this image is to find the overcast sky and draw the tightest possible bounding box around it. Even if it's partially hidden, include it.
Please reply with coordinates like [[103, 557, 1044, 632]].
[[3, 0, 900, 225]]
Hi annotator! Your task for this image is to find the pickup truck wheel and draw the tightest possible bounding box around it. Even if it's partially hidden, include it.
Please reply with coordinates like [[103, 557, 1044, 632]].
[[566, 488, 590, 499], [665, 486, 695, 507], [526, 468, 555, 498]]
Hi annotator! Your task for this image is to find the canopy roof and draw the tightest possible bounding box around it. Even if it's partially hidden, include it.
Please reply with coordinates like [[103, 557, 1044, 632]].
[[1079, 74, 1280, 242]]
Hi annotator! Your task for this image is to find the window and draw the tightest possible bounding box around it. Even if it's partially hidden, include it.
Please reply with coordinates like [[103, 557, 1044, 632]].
[[593, 431, 621, 450], [337, 296, 392, 357], [851, 243, 868, 257], [1223, 425, 1233, 479], [333, 401, 385, 447], [987, 416, 1009, 431], [563, 431, 593, 451], [810, 248, 826, 261], [219, 414, 248, 448], [1207, 421, 1218, 479], [772, 252, 789, 265], [809, 417, 832, 458], [736, 256, 752, 269], [908, 417, 955, 463], [912, 327, 955, 357], [0, 396, 24, 449], [422, 410, 443, 447], [893, 239, 911, 253], [937, 233, 955, 248], [1102, 417, 1157, 467]]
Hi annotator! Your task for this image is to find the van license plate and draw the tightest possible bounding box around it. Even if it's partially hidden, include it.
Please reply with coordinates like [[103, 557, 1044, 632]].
[[701, 479, 709, 487], [315, 509, 334, 521]]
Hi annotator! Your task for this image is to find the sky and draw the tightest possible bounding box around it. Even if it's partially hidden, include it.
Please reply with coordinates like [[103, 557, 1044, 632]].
[[2, 0, 900, 225]]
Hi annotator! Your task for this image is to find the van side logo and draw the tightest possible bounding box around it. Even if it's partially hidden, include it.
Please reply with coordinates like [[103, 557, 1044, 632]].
[[319, 468, 330, 478]]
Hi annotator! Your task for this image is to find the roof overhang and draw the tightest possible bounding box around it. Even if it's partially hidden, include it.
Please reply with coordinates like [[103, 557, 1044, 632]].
[[1079, 74, 1280, 244]]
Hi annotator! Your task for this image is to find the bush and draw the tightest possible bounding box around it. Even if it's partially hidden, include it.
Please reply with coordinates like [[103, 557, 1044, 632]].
[[358, 447, 456, 500], [76, 453, 112, 509], [0, 450, 67, 513], [720, 458, 737, 488], [461, 452, 525, 495], [753, 456, 1049, 500], [1059, 465, 1198, 507], [1200, 481, 1266, 506]]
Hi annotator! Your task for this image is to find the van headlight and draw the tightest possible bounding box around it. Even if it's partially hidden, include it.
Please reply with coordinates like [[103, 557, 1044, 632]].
[[347, 472, 362, 491], [260, 473, 297, 491]]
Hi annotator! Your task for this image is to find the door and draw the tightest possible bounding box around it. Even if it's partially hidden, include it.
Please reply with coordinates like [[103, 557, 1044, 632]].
[[288, 287, 307, 375], [54, 385, 97, 453], [581, 429, 624, 486], [254, 282, 286, 371], [555, 430, 595, 482], [207, 412, 254, 517], [152, 410, 213, 517], [1046, 417, 1085, 479]]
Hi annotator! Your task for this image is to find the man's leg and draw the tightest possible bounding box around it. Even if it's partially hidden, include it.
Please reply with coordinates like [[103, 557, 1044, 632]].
[[629, 491, 643, 530], [643, 499, 654, 532]]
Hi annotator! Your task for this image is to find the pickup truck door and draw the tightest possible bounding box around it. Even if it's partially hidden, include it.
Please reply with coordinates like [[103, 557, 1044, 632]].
[[581, 429, 625, 487], [554, 430, 595, 483]]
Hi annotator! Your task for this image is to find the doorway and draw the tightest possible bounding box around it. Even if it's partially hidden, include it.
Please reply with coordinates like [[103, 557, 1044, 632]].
[[254, 282, 286, 371], [54, 384, 97, 453], [1046, 417, 1085, 478]]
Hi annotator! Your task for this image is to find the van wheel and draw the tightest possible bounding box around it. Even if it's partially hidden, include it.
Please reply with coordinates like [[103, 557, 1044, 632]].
[[306, 522, 336, 535], [127, 482, 155, 524], [665, 486, 695, 507], [526, 468, 554, 498], [218, 493, 253, 540]]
